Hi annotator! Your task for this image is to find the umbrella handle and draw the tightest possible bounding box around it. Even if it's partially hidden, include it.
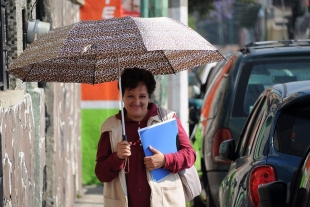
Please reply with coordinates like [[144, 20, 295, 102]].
[[122, 135, 127, 141]]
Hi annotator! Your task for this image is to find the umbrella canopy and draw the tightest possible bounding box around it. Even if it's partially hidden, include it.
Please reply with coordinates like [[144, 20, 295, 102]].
[[8, 16, 224, 84], [8, 16, 225, 141]]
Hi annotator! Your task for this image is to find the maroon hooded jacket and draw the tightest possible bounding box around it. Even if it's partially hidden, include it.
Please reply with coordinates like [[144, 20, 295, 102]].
[[95, 103, 196, 207]]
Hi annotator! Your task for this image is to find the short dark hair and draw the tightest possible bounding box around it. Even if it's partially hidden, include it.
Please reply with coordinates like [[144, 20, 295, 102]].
[[119, 68, 156, 97]]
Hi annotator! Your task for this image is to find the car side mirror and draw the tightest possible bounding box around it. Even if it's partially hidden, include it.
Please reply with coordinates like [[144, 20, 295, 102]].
[[258, 181, 287, 207], [219, 139, 236, 161], [189, 106, 201, 125]]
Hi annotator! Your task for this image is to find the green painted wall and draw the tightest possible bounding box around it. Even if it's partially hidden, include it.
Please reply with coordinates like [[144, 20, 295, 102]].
[[81, 108, 119, 184]]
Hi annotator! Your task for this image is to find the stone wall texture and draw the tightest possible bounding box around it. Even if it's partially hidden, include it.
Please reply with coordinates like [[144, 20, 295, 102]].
[[1, 0, 82, 206], [1, 94, 38, 206]]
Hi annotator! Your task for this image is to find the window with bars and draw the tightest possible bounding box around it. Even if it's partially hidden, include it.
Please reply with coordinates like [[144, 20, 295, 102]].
[[0, 0, 8, 91]]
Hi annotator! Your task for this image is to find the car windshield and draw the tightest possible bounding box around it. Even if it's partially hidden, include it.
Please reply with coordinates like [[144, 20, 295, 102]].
[[233, 59, 310, 117], [273, 104, 310, 157]]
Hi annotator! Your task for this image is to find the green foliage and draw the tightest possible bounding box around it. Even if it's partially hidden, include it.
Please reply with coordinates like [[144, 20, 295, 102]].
[[188, 14, 197, 31], [188, 0, 258, 17], [238, 3, 261, 28], [237, 0, 257, 3], [233, 0, 261, 29], [188, 0, 215, 17], [189, 0, 261, 27], [191, 125, 203, 174]]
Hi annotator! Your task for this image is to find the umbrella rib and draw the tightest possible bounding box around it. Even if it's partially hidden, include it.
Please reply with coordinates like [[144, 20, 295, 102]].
[[23, 64, 35, 82], [128, 18, 178, 75], [161, 50, 176, 75], [170, 66, 176, 74]]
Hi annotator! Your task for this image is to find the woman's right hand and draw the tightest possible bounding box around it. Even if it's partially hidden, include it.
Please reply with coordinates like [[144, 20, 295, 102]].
[[116, 141, 132, 159]]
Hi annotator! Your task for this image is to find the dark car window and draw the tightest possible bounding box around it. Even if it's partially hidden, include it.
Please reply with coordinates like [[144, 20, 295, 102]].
[[242, 97, 268, 156], [233, 59, 310, 118], [254, 115, 274, 159], [236, 96, 266, 157], [273, 103, 310, 157]]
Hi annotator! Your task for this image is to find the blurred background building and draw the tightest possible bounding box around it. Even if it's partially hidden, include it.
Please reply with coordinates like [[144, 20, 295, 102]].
[[190, 0, 310, 51]]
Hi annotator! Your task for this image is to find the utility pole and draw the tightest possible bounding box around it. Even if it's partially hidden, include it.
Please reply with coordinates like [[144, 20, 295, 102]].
[[149, 0, 168, 17], [140, 0, 148, 17], [168, 0, 189, 135], [280, 0, 286, 40], [141, 0, 169, 108]]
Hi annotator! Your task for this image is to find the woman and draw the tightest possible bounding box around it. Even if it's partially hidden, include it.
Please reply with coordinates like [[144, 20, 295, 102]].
[[95, 67, 196, 207]]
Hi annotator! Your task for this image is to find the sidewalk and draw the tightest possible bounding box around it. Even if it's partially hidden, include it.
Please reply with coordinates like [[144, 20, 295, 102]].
[[73, 185, 200, 207], [74, 185, 103, 207]]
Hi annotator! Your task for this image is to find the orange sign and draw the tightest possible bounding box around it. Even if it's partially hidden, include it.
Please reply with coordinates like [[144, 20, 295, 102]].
[[81, 82, 119, 101], [80, 0, 123, 20]]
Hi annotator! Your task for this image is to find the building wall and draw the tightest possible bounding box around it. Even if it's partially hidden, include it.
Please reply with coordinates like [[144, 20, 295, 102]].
[[1, 93, 40, 206], [0, 0, 82, 206]]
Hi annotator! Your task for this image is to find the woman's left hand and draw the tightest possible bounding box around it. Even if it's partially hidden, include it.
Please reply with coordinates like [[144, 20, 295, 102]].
[[144, 146, 166, 171]]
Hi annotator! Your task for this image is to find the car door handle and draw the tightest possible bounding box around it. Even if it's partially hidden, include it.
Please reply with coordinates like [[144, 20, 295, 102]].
[[232, 179, 237, 188]]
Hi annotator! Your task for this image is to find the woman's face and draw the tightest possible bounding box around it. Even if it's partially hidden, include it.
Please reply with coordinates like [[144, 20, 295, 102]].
[[123, 82, 150, 121]]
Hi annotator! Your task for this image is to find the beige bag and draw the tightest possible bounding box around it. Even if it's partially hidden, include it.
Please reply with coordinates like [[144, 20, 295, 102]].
[[157, 107, 202, 201], [178, 165, 201, 201]]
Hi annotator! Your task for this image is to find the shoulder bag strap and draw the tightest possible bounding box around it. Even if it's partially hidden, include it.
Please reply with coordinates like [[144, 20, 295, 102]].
[[157, 106, 167, 122]]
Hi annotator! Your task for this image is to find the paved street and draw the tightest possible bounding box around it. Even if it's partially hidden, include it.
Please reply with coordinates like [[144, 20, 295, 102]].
[[74, 185, 103, 207]]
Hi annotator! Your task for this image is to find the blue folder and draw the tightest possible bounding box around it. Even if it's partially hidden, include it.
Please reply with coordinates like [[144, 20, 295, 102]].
[[138, 118, 178, 182]]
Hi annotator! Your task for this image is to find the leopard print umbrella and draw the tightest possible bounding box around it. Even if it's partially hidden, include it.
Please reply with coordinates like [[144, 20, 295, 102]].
[[8, 16, 224, 84]]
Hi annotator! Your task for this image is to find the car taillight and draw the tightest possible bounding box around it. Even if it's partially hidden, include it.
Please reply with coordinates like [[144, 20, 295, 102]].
[[212, 128, 232, 164], [249, 165, 276, 207]]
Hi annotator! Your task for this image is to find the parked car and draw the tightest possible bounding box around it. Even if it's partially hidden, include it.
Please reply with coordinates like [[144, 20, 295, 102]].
[[188, 61, 227, 206], [191, 40, 310, 207], [219, 80, 310, 207], [258, 144, 310, 207], [188, 62, 218, 136]]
